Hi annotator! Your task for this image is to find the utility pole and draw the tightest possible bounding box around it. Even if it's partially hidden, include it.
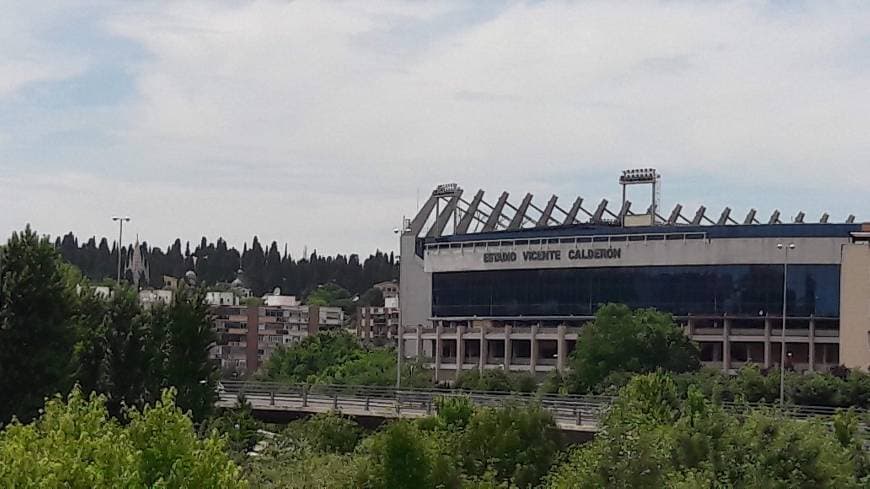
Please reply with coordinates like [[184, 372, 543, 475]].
[[113, 217, 131, 285]]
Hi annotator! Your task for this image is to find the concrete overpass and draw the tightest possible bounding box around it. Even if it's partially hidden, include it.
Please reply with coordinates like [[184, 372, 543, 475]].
[[216, 381, 609, 432], [216, 381, 869, 445]]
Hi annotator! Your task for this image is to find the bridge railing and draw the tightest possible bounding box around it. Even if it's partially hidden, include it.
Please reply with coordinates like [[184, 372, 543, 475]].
[[216, 381, 868, 431], [217, 380, 613, 426]]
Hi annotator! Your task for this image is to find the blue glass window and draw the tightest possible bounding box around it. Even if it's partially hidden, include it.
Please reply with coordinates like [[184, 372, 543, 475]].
[[431, 265, 840, 318]]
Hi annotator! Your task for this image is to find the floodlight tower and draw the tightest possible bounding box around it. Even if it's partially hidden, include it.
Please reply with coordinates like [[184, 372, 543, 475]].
[[619, 168, 661, 226]]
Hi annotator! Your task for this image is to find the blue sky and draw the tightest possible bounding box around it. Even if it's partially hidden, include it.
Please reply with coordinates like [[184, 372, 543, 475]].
[[1, 1, 868, 254]]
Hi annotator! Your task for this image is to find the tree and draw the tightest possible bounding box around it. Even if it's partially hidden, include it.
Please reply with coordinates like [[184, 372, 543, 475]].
[[455, 369, 537, 393], [261, 331, 362, 383], [283, 412, 362, 454], [159, 287, 218, 421], [0, 387, 247, 488], [201, 399, 263, 459], [0, 227, 78, 424], [73, 285, 149, 417], [457, 404, 560, 488], [567, 304, 700, 393], [358, 421, 434, 489], [545, 373, 868, 489]]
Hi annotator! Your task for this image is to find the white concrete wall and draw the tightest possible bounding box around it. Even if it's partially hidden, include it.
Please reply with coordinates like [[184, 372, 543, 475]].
[[425, 236, 848, 273]]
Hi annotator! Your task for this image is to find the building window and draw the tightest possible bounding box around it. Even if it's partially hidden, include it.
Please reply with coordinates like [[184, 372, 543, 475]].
[[431, 264, 840, 318]]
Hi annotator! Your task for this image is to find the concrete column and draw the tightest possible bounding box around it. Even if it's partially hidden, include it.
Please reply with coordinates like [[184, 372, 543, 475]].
[[434, 324, 443, 382], [808, 317, 816, 372], [686, 315, 695, 336], [723, 317, 731, 371], [530, 323, 540, 373], [763, 317, 772, 369], [245, 305, 260, 377], [479, 323, 488, 371], [557, 324, 567, 373], [457, 325, 466, 370], [503, 325, 513, 370], [415, 325, 423, 358]]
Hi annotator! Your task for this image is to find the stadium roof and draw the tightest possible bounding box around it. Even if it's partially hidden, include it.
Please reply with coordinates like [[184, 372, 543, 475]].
[[406, 184, 860, 242]]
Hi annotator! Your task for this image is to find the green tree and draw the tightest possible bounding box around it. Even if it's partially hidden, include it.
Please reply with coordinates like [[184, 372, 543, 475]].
[[358, 420, 434, 489], [283, 412, 362, 454], [161, 287, 218, 421], [247, 447, 355, 489], [0, 387, 247, 488], [545, 372, 867, 489], [457, 404, 560, 488], [455, 369, 536, 393], [0, 227, 78, 424], [567, 304, 700, 393], [261, 331, 362, 383], [201, 399, 263, 458], [73, 285, 149, 417]]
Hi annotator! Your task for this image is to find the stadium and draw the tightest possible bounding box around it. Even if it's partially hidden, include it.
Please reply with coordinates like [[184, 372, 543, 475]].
[[398, 172, 870, 381]]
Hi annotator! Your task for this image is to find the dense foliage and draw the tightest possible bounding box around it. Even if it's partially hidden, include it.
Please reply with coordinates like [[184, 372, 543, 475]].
[[0, 227, 78, 424], [261, 330, 434, 387], [55, 232, 397, 296], [546, 373, 870, 488], [1, 227, 218, 425], [454, 368, 538, 393], [245, 400, 559, 489], [567, 304, 701, 392], [0, 387, 246, 488]]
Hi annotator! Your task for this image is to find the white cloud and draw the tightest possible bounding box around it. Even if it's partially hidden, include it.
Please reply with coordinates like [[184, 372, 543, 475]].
[[2, 1, 869, 252], [0, 3, 89, 98]]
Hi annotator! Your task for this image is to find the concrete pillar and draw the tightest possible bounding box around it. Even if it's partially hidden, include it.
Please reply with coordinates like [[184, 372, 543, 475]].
[[457, 325, 466, 370], [479, 323, 488, 371], [530, 323, 540, 373], [246, 305, 260, 377], [435, 324, 443, 382], [723, 317, 731, 371], [557, 324, 567, 373], [763, 317, 772, 369], [503, 324, 513, 370], [415, 325, 423, 358], [808, 317, 816, 372]]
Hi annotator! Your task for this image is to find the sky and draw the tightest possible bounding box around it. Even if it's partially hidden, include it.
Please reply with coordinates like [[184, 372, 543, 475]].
[[1, 1, 868, 256]]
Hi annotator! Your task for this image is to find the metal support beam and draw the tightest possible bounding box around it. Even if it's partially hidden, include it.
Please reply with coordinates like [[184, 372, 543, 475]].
[[591, 199, 609, 223], [691, 206, 707, 226], [455, 190, 484, 235], [846, 215, 856, 224], [717, 207, 732, 226], [793, 211, 805, 224], [744, 209, 758, 225], [536, 195, 558, 227], [617, 200, 632, 222], [507, 193, 534, 230], [563, 197, 584, 225], [820, 213, 830, 224], [668, 204, 684, 225], [408, 193, 439, 237], [768, 210, 781, 225], [427, 190, 464, 237], [482, 192, 510, 232]]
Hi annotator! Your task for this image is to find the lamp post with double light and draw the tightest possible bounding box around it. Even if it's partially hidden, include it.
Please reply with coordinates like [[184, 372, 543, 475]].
[[393, 218, 410, 388], [777, 242, 795, 409], [112, 217, 130, 285]]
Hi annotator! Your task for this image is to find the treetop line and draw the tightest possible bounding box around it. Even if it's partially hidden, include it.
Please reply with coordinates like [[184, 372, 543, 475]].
[[52, 232, 398, 297]]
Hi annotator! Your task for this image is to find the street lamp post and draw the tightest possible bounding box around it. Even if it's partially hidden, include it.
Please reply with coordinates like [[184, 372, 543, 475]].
[[777, 242, 795, 409], [394, 218, 410, 389], [112, 217, 131, 285]]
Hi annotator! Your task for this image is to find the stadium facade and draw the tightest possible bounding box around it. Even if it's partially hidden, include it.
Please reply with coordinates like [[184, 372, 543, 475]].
[[398, 178, 870, 380]]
